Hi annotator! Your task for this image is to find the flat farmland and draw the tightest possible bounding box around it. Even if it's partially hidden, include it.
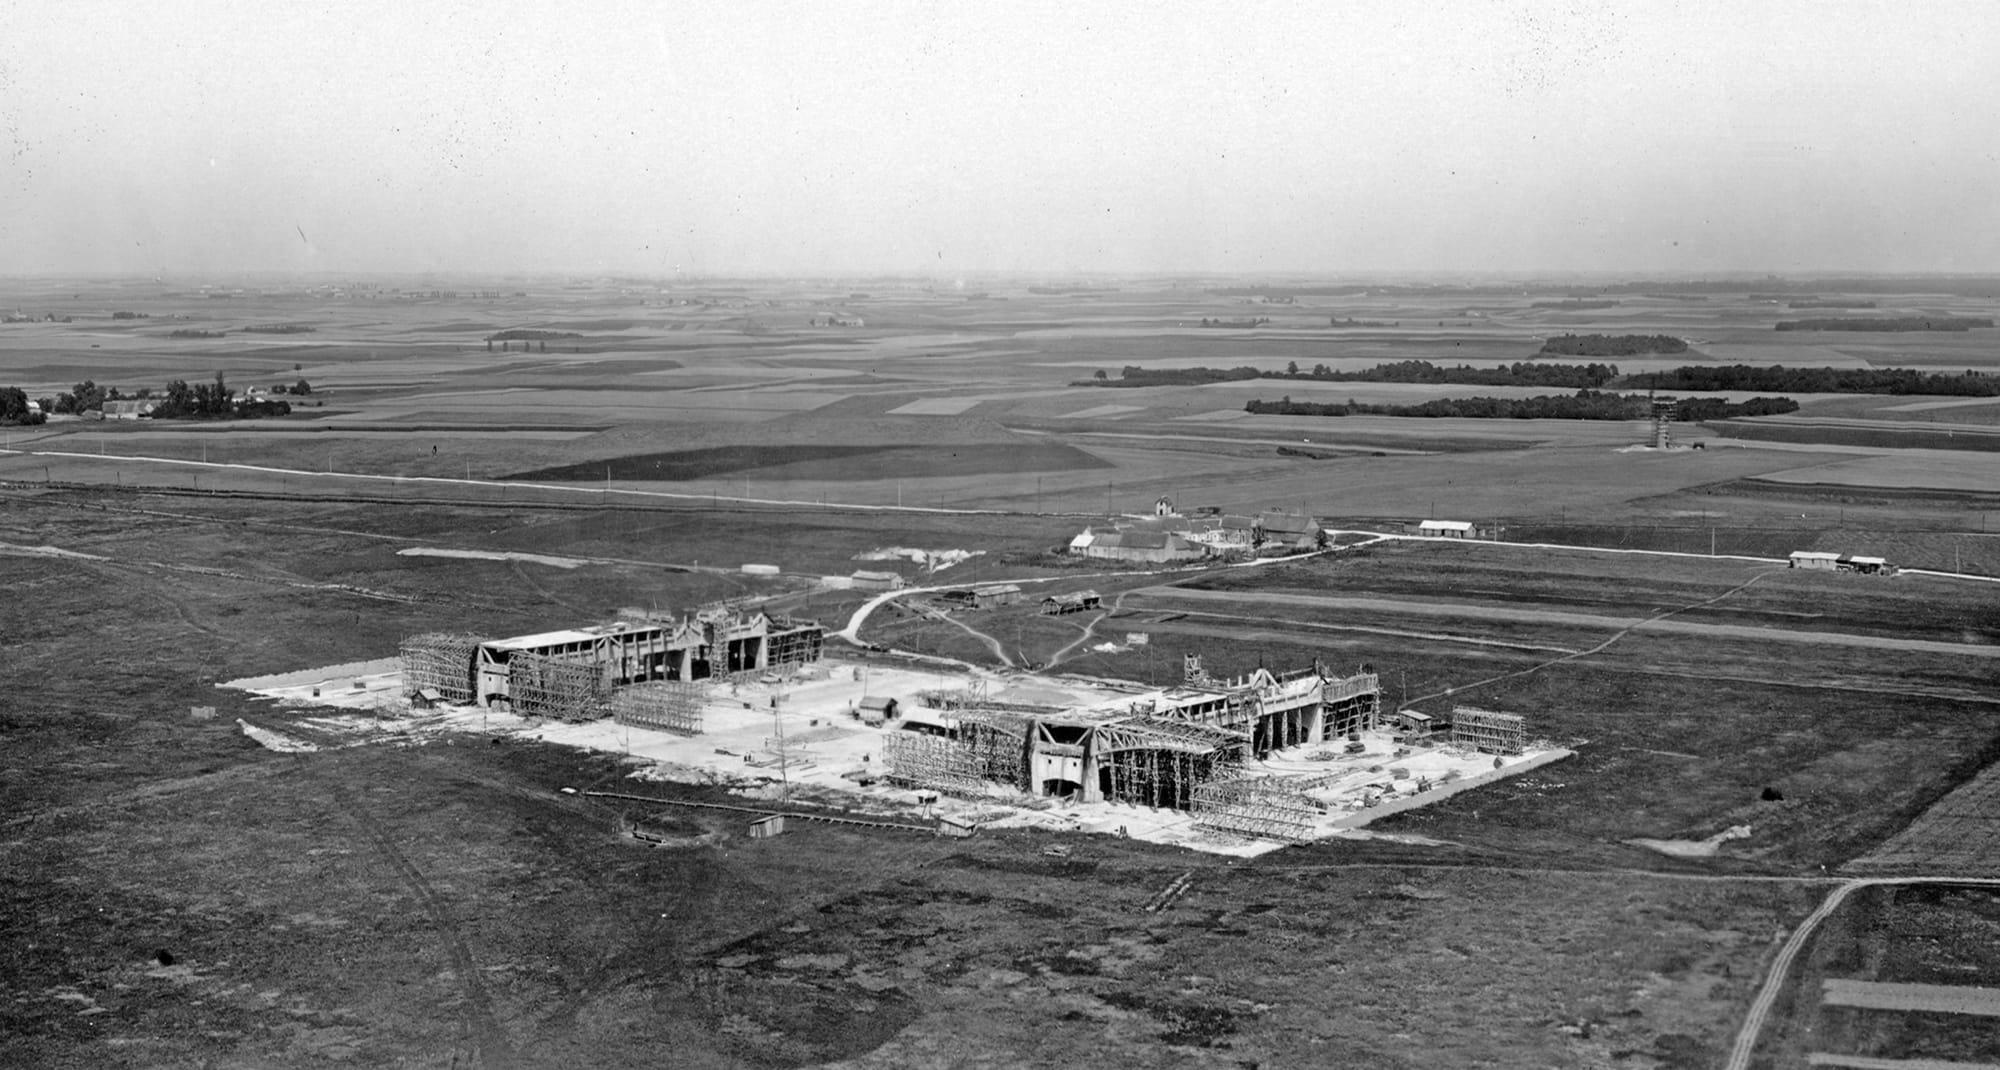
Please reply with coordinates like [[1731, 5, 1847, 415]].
[[10, 277, 2000, 1068]]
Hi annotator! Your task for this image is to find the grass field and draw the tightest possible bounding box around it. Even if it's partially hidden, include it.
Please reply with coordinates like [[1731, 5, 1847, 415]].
[[7, 276, 2000, 1067]]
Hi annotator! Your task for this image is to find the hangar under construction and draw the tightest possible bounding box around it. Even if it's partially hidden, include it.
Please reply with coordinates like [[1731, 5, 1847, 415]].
[[880, 656, 1382, 815], [400, 609, 827, 723]]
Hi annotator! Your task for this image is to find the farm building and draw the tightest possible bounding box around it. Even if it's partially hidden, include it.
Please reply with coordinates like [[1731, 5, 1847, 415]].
[[1067, 529, 1097, 554], [850, 570, 906, 590], [940, 584, 1022, 609], [102, 399, 160, 419], [1417, 519, 1474, 539], [1789, 551, 1841, 571], [1077, 529, 1205, 563], [1183, 514, 1259, 555], [1844, 555, 1890, 574], [1257, 511, 1325, 552], [1041, 590, 1102, 615]]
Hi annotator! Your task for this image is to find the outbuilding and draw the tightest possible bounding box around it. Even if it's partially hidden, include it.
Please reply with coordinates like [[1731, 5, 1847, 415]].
[[857, 695, 899, 725], [1417, 519, 1474, 539], [850, 570, 906, 590], [1789, 551, 1841, 571]]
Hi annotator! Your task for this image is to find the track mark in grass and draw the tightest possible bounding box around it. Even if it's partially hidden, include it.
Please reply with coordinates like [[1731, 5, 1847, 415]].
[[1405, 569, 1781, 707], [311, 765, 517, 1069]]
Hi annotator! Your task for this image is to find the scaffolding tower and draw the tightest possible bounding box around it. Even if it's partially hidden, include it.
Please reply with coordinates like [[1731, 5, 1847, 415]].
[[611, 680, 706, 735], [765, 616, 825, 667], [399, 633, 480, 704], [882, 732, 989, 798], [508, 652, 610, 722], [1323, 670, 1381, 738], [1449, 706, 1526, 755], [956, 710, 1032, 788], [1190, 776, 1322, 843]]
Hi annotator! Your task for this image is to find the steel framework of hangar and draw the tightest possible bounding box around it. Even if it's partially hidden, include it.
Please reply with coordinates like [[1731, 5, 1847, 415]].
[[882, 659, 1382, 812], [400, 609, 825, 720]]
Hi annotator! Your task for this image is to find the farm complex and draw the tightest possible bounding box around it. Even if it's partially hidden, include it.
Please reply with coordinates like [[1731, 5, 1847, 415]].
[[7, 276, 2000, 1069]]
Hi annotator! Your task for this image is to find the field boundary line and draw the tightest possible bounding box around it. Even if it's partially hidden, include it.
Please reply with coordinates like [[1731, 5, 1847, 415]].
[[1724, 876, 2000, 1070]]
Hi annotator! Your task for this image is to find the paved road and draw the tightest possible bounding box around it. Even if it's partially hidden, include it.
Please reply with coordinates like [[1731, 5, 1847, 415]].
[[1135, 586, 2000, 659]]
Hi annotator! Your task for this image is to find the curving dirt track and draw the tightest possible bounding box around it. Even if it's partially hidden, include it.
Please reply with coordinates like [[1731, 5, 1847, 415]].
[[1133, 586, 2000, 659]]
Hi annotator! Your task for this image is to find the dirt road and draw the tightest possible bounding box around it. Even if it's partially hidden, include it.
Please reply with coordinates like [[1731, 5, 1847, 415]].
[[1134, 586, 2000, 659]]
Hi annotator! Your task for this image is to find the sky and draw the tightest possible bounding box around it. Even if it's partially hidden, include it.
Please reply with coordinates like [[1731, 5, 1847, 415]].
[[2, 0, 1997, 278]]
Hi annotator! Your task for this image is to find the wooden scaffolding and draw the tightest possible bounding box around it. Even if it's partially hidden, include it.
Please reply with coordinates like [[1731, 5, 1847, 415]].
[[1190, 776, 1322, 843], [765, 616, 825, 667], [1094, 719, 1244, 810], [611, 680, 705, 735], [399, 633, 480, 704], [956, 710, 1032, 789], [1449, 706, 1526, 755], [1322, 669, 1381, 738], [508, 652, 610, 722], [882, 732, 988, 797]]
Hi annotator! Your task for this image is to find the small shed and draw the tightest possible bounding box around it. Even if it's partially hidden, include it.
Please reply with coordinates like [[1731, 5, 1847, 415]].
[[857, 695, 899, 725], [409, 687, 444, 710], [937, 815, 978, 838], [1789, 551, 1840, 571], [1846, 555, 1889, 575], [749, 814, 786, 838], [1395, 709, 1433, 736]]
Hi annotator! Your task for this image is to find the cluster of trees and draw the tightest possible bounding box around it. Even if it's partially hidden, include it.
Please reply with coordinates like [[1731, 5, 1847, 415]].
[[150, 374, 291, 418], [1632, 365, 2000, 397], [1, 386, 46, 423], [18, 374, 299, 420], [1197, 317, 1271, 328], [1530, 299, 1619, 310], [239, 324, 316, 334], [1538, 333, 1690, 356], [168, 329, 227, 338], [487, 328, 583, 341], [1081, 360, 1620, 389], [111, 311, 150, 319], [1775, 317, 1994, 332], [1209, 286, 1366, 298], [54, 379, 111, 414], [1788, 299, 1876, 309], [1244, 390, 1798, 420]]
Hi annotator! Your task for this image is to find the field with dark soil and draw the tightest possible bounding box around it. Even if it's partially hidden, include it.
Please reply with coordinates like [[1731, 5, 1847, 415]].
[[505, 441, 1111, 483]]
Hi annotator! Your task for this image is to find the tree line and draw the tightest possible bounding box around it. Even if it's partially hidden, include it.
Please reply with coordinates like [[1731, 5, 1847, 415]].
[[1775, 317, 1994, 332], [1082, 359, 1621, 389], [1630, 364, 2000, 396], [1538, 333, 1689, 356], [0, 374, 303, 421], [1244, 390, 1799, 420]]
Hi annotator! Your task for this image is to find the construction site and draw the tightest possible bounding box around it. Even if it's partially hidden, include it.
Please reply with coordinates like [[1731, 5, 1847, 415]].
[[238, 618, 1565, 857]]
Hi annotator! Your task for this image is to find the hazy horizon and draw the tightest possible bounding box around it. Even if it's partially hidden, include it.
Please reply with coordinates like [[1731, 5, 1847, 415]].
[[5, 1, 1998, 278]]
